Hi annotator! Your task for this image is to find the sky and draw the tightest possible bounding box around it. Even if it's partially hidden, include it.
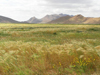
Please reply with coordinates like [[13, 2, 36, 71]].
[[0, 0, 100, 21]]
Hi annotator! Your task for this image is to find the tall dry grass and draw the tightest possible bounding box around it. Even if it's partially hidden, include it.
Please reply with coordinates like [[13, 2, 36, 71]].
[[0, 24, 100, 75], [0, 41, 100, 75]]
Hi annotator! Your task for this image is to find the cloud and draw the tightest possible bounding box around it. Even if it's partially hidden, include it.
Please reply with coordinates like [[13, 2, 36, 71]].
[[42, 0, 94, 9], [0, 0, 100, 21], [0, 0, 48, 21], [45, 0, 91, 4], [42, 0, 100, 17]]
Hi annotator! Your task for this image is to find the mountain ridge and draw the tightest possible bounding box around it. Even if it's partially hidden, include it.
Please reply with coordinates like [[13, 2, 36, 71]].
[[27, 13, 71, 23], [0, 14, 100, 24], [48, 14, 100, 24]]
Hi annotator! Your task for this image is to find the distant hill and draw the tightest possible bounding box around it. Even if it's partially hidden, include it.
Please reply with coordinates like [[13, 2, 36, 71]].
[[48, 14, 100, 24], [0, 16, 20, 23]]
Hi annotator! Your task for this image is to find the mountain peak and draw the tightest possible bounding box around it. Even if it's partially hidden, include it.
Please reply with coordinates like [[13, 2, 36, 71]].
[[30, 17, 37, 19], [75, 14, 84, 17], [27, 17, 41, 23]]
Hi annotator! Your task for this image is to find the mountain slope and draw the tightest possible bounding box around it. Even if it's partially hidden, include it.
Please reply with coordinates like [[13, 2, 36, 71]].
[[0, 16, 20, 23], [83, 18, 100, 24], [63, 14, 88, 24], [48, 15, 72, 24]]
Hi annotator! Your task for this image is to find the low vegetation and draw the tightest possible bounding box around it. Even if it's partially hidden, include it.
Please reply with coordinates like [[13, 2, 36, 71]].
[[0, 24, 100, 75]]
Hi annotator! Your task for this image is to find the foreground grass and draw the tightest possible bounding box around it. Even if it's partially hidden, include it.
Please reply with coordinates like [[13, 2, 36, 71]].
[[0, 24, 100, 75]]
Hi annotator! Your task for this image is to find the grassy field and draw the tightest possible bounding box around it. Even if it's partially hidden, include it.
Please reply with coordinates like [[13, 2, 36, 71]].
[[0, 23, 100, 75]]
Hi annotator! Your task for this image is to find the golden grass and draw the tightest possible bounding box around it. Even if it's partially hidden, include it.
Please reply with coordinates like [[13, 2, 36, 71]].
[[0, 24, 100, 75], [0, 41, 99, 75]]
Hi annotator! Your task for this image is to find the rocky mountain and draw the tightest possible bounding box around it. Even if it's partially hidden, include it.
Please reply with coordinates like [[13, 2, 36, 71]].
[[41, 14, 69, 23], [27, 14, 70, 23], [48, 14, 100, 24], [0, 16, 20, 23], [48, 15, 72, 24], [27, 17, 41, 23]]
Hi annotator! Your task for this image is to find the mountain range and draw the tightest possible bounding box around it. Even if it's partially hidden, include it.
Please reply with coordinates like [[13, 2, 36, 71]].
[[27, 13, 71, 23], [48, 14, 100, 24], [0, 14, 100, 24]]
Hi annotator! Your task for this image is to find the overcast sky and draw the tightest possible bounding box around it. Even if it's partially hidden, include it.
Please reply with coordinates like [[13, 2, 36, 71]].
[[0, 0, 100, 21]]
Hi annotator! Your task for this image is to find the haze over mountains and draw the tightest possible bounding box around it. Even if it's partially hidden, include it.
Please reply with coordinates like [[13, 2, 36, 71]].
[[0, 14, 100, 24]]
